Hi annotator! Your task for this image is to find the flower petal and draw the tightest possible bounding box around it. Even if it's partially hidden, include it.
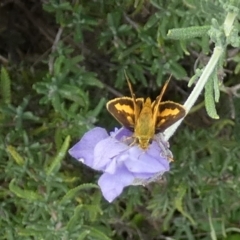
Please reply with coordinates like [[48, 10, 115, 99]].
[[112, 127, 133, 141], [123, 145, 170, 173], [68, 127, 108, 168], [98, 166, 134, 202], [104, 158, 117, 174], [147, 141, 170, 170], [93, 137, 128, 171]]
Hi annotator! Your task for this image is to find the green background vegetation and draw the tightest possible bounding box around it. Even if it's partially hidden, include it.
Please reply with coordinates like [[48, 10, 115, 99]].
[[1, 0, 240, 239]]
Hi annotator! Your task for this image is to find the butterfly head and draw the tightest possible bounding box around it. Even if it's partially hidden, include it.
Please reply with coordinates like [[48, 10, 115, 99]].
[[137, 137, 152, 150]]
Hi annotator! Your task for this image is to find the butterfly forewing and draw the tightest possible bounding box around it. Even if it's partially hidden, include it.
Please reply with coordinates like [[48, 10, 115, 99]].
[[106, 97, 144, 129], [155, 101, 186, 132]]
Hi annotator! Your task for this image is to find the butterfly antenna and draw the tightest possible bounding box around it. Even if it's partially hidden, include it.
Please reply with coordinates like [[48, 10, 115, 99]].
[[156, 75, 171, 104], [124, 70, 136, 100], [153, 75, 172, 122], [124, 70, 138, 123]]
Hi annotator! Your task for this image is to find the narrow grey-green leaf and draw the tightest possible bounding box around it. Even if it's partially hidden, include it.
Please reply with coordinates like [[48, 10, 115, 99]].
[[82, 225, 112, 240], [144, 13, 158, 30], [174, 183, 196, 225], [67, 204, 83, 230], [88, 98, 106, 118], [46, 135, 71, 175], [1, 66, 11, 104], [213, 70, 220, 102], [60, 183, 99, 204], [77, 230, 90, 240], [7, 145, 25, 166], [9, 179, 43, 201], [53, 55, 65, 75], [205, 77, 219, 119], [188, 69, 203, 87], [209, 209, 217, 240], [167, 25, 211, 40]]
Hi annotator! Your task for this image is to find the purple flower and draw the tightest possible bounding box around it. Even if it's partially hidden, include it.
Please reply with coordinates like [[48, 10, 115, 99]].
[[69, 127, 171, 202]]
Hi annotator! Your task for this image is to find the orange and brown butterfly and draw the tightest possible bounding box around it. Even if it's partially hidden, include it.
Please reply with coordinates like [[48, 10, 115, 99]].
[[106, 75, 186, 150]]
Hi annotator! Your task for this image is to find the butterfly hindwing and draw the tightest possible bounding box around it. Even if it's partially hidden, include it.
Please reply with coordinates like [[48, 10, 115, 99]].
[[155, 101, 186, 132]]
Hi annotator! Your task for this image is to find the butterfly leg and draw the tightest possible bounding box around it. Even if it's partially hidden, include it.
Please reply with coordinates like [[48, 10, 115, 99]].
[[122, 135, 136, 147], [154, 133, 174, 162]]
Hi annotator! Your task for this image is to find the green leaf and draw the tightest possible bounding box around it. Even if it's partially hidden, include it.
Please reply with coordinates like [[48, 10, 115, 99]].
[[80, 72, 103, 88], [77, 230, 90, 240], [188, 69, 202, 87], [46, 135, 71, 175], [82, 225, 112, 240], [118, 43, 142, 60], [163, 208, 175, 231], [179, 40, 190, 55], [6, 145, 25, 166], [67, 204, 83, 230], [88, 98, 106, 118], [208, 209, 217, 240], [155, 65, 164, 86], [60, 183, 99, 204], [174, 184, 196, 225], [51, 93, 62, 112], [9, 179, 43, 201], [54, 128, 63, 151], [0, 66, 11, 104], [107, 12, 121, 34], [53, 55, 65, 75], [143, 13, 159, 30], [58, 84, 88, 105], [84, 203, 102, 222], [5, 228, 14, 240], [169, 61, 188, 79]]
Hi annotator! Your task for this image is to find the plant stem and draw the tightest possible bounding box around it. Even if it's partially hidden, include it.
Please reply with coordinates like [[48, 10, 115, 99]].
[[224, 11, 238, 37], [164, 46, 223, 140]]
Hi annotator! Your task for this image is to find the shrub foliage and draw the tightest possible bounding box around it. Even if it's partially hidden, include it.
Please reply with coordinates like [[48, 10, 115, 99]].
[[1, 0, 240, 239]]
